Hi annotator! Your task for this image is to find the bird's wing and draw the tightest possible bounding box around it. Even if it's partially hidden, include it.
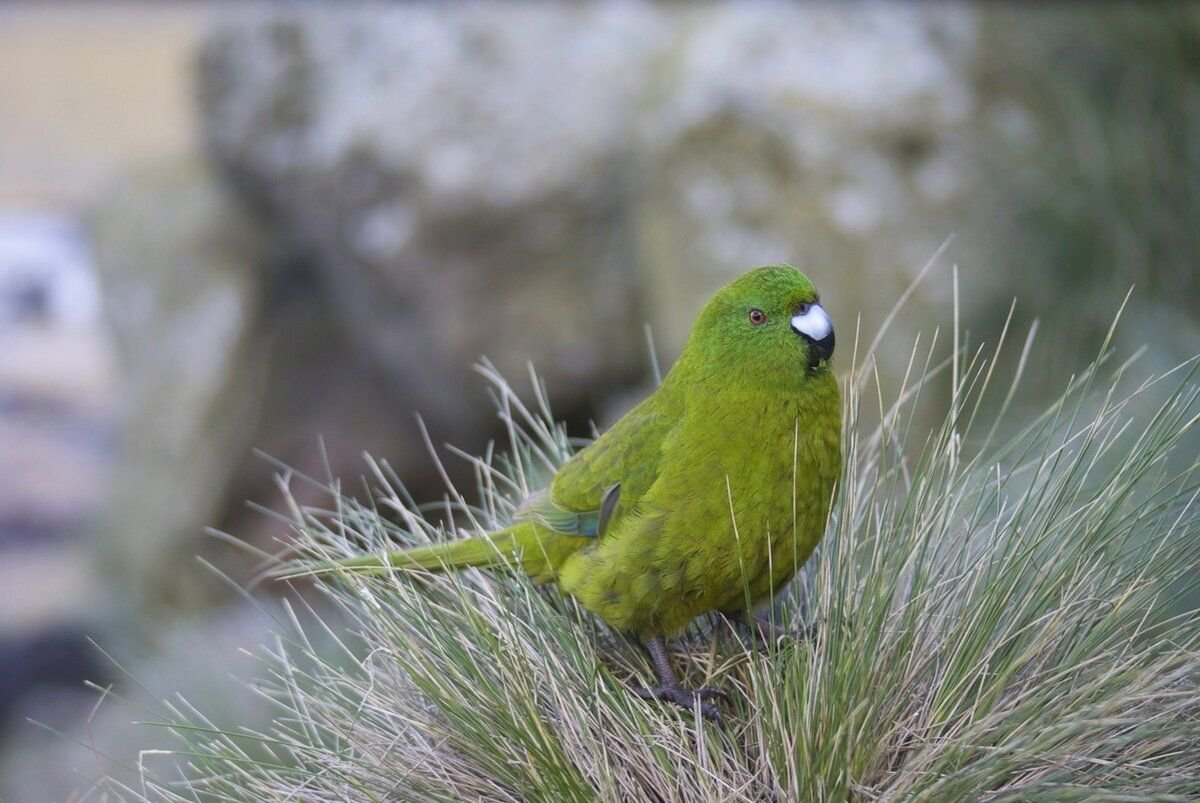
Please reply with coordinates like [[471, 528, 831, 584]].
[[519, 396, 677, 537], [514, 485, 618, 537]]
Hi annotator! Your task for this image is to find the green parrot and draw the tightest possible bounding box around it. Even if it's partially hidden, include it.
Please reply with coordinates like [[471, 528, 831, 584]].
[[334, 265, 841, 718]]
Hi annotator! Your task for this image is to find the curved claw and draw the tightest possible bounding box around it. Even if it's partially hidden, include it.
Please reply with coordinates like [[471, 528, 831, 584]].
[[631, 684, 725, 721], [635, 634, 729, 721]]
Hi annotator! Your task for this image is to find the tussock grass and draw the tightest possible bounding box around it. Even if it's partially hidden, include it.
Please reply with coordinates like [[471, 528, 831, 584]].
[[109, 306, 1199, 801]]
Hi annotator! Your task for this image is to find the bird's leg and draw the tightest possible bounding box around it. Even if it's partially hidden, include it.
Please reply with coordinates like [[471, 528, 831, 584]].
[[748, 611, 789, 643], [630, 635, 729, 721], [725, 610, 811, 649]]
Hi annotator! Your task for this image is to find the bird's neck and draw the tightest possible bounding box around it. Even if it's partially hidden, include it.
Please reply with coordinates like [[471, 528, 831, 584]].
[[667, 346, 838, 402]]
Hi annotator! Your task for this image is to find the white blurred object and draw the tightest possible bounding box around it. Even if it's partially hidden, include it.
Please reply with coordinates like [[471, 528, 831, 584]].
[[0, 209, 100, 331], [0, 207, 114, 575]]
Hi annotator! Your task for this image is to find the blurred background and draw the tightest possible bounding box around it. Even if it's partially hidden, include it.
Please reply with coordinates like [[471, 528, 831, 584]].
[[1, 2, 1197, 798]]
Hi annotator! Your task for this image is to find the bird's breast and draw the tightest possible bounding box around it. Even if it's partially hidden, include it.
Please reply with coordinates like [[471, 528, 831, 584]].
[[669, 389, 841, 601]]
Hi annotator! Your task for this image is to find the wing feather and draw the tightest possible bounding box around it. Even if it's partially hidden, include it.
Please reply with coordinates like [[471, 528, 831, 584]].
[[530, 390, 680, 538]]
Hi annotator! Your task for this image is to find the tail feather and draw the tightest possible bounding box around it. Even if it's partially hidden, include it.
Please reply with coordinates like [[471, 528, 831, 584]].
[[320, 522, 582, 584], [338, 529, 523, 573]]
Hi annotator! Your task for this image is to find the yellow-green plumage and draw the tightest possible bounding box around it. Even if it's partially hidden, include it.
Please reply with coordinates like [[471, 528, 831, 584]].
[[335, 265, 841, 713]]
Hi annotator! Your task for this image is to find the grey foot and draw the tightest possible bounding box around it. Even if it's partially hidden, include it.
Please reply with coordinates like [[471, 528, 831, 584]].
[[636, 633, 731, 721], [630, 683, 729, 721]]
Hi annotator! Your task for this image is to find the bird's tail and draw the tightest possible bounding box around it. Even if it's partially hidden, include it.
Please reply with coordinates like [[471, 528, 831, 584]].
[[298, 522, 574, 583]]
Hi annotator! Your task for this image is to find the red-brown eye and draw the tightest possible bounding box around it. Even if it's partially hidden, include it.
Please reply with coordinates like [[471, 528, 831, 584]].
[[749, 309, 767, 325]]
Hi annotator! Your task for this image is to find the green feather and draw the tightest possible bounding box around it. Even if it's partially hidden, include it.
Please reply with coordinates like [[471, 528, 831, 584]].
[[323, 265, 842, 642]]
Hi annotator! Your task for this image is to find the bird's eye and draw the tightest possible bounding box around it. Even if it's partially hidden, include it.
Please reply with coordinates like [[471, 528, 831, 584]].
[[796, 302, 811, 316], [749, 309, 767, 326]]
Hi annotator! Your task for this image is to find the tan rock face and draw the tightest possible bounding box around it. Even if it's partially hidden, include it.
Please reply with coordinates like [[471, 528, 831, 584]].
[[90, 157, 271, 615], [633, 5, 980, 363], [195, 3, 989, 399], [198, 5, 655, 428]]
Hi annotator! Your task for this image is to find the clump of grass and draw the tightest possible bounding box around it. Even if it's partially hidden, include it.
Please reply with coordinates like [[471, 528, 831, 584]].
[[107, 308, 1199, 801]]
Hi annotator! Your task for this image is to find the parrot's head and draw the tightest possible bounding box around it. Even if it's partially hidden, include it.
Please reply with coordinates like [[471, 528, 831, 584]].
[[685, 265, 835, 390]]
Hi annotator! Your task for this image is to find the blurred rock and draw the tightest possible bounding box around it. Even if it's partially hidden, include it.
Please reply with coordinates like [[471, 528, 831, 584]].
[[90, 157, 272, 618], [198, 4, 651, 433], [636, 4, 979, 367], [0, 604, 284, 803], [0, 628, 108, 736], [88, 156, 468, 624], [0, 548, 98, 638], [195, 2, 1007, 403], [0, 212, 112, 537], [0, 208, 114, 637]]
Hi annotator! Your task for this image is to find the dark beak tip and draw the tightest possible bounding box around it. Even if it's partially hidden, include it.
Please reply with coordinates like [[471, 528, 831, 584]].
[[805, 330, 835, 369], [818, 330, 835, 359]]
